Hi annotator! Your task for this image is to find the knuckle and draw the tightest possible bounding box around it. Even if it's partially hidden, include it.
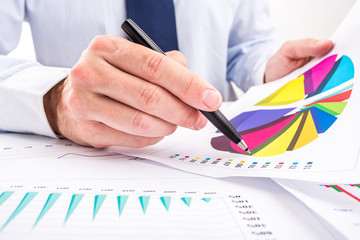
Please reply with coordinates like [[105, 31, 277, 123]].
[[65, 90, 88, 118], [70, 62, 92, 86], [282, 41, 295, 56], [70, 61, 102, 89], [113, 37, 130, 53], [89, 35, 115, 53], [143, 54, 168, 82], [131, 112, 150, 135], [281, 41, 291, 51], [139, 85, 163, 111]]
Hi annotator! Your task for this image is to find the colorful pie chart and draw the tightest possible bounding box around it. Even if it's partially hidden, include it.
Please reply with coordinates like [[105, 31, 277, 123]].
[[211, 55, 355, 157]]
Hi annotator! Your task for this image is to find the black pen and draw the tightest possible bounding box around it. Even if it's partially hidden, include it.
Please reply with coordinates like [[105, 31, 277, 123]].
[[121, 19, 250, 153]]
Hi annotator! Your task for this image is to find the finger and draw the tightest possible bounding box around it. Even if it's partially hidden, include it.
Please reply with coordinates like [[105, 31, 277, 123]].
[[282, 39, 334, 59], [166, 50, 188, 68], [80, 121, 164, 148], [89, 36, 222, 111], [79, 93, 178, 137], [82, 59, 208, 130]]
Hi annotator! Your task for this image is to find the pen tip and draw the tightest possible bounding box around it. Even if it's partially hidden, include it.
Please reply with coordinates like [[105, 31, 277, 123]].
[[237, 140, 250, 154]]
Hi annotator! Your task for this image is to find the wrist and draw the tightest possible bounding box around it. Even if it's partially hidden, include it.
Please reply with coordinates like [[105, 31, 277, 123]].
[[43, 79, 65, 136]]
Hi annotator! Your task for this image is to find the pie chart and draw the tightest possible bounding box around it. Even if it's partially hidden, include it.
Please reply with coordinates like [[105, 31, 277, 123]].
[[211, 55, 355, 157]]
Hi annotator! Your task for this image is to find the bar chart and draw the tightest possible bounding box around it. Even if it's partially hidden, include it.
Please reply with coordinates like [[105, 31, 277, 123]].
[[0, 191, 215, 229], [0, 181, 274, 240]]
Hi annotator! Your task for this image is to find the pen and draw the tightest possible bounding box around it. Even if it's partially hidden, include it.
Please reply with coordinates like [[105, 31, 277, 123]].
[[121, 18, 250, 153]]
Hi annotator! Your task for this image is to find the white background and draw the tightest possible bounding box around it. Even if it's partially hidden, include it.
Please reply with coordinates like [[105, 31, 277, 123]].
[[270, 0, 356, 41], [8, 0, 357, 61]]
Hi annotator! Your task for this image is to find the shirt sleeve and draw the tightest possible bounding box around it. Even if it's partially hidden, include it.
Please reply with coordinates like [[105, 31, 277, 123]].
[[227, 0, 280, 92], [0, 61, 70, 137], [0, 0, 70, 137]]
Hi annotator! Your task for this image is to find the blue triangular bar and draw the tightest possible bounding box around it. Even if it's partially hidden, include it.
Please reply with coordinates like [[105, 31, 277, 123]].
[[201, 198, 211, 203], [160, 196, 171, 212], [64, 194, 84, 224], [93, 195, 106, 220], [0, 191, 14, 206], [181, 197, 192, 207], [117, 195, 128, 216], [139, 196, 150, 214], [33, 193, 61, 228]]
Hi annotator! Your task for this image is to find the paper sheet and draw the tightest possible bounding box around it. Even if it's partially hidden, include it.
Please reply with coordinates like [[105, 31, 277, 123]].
[[113, 2, 360, 182], [0, 133, 334, 239], [276, 179, 360, 240]]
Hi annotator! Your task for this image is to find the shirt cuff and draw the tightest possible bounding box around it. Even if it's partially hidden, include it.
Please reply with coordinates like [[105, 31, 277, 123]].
[[0, 65, 70, 137]]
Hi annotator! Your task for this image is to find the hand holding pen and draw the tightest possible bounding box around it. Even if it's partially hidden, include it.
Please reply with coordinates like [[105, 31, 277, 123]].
[[122, 19, 250, 152], [44, 21, 227, 149]]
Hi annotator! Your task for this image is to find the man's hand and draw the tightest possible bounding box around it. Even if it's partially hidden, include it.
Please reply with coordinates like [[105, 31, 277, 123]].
[[44, 35, 222, 148], [265, 39, 334, 83]]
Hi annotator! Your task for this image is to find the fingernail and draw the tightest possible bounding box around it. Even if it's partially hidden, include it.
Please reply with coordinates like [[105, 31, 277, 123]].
[[202, 90, 222, 109], [195, 115, 208, 130]]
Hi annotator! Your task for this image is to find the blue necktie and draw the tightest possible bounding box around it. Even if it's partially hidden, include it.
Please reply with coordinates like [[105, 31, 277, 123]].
[[126, 0, 179, 52]]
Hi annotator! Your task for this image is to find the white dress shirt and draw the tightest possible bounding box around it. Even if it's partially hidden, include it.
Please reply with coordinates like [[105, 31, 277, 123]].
[[0, 0, 278, 137]]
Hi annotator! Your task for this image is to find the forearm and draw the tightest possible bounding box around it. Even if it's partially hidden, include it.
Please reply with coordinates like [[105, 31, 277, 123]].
[[226, 0, 279, 92]]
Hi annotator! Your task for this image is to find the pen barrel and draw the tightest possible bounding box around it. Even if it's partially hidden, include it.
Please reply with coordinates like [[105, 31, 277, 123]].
[[122, 19, 165, 54], [200, 110, 241, 144]]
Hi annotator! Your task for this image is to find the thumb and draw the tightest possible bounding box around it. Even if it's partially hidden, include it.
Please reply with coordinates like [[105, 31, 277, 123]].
[[282, 39, 334, 59]]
